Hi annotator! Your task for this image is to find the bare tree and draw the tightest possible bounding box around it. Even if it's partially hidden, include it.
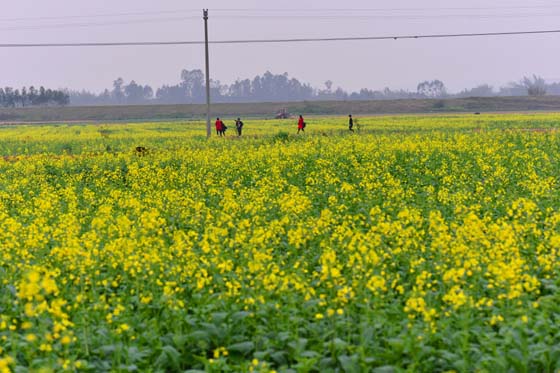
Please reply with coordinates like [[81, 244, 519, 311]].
[[417, 80, 447, 98], [521, 75, 547, 96]]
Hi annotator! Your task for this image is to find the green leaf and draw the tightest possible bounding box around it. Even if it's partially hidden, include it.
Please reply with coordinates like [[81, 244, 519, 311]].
[[127, 346, 150, 363], [331, 338, 348, 351], [254, 350, 270, 360], [300, 350, 320, 359], [211, 312, 228, 323], [231, 311, 251, 322], [288, 338, 308, 352], [387, 338, 404, 352], [270, 351, 288, 365], [440, 350, 459, 363], [506, 349, 526, 372], [155, 345, 181, 371], [172, 335, 189, 349], [319, 357, 335, 369], [187, 330, 210, 343], [227, 341, 255, 355], [200, 322, 220, 338], [338, 354, 360, 373], [118, 364, 138, 372], [96, 344, 117, 357], [452, 359, 468, 372], [372, 366, 397, 373], [277, 331, 291, 342]]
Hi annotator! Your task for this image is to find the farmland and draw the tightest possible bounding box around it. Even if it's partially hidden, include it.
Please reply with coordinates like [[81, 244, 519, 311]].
[[1, 113, 560, 372], [4, 95, 560, 123]]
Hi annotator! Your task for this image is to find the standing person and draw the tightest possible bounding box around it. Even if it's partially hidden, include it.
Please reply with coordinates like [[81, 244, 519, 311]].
[[215, 117, 223, 136], [221, 120, 228, 136], [235, 118, 244, 136], [297, 115, 306, 134], [348, 114, 354, 132]]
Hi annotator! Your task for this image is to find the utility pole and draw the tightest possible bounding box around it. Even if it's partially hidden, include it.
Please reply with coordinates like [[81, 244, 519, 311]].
[[203, 9, 211, 138]]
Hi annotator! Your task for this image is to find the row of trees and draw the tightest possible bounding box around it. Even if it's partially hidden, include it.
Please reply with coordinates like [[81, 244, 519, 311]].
[[0, 86, 69, 107], [67, 70, 555, 106], [70, 70, 317, 106], [1, 72, 553, 108], [359, 75, 551, 100]]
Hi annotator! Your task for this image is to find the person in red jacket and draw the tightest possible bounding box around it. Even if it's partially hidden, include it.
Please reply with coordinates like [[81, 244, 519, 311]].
[[297, 115, 306, 134], [215, 117, 223, 136]]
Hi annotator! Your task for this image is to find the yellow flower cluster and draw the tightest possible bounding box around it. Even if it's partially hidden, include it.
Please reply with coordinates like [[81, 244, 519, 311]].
[[0, 113, 559, 371]]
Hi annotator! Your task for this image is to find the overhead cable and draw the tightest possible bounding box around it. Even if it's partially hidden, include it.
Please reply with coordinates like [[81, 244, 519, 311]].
[[0, 29, 559, 48]]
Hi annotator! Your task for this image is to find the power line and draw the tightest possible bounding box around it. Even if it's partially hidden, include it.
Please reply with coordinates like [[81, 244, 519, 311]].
[[214, 6, 560, 13], [2, 5, 560, 23], [0, 29, 558, 48], [0, 16, 199, 32], [216, 13, 560, 20], [0, 10, 201, 23], [0, 13, 557, 32], [0, 8, 558, 32], [0, 13, 557, 33]]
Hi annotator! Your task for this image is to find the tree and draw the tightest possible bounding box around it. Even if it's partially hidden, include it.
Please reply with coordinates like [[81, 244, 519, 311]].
[[545, 82, 560, 96], [333, 87, 348, 100], [228, 78, 252, 100], [53, 90, 70, 106], [28, 86, 38, 105], [180, 69, 205, 103], [123, 80, 153, 104], [20, 87, 28, 107], [13, 89, 21, 107], [3, 87, 15, 107], [38, 86, 47, 105], [45, 89, 54, 106], [112, 78, 125, 104], [522, 75, 546, 96], [457, 84, 495, 98], [417, 80, 447, 98]]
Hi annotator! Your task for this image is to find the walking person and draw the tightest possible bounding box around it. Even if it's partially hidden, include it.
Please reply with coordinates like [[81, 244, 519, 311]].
[[348, 114, 354, 132], [297, 115, 306, 134], [215, 117, 223, 136], [235, 118, 244, 136]]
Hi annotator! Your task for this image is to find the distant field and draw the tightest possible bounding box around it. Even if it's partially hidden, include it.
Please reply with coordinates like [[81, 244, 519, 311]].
[[2, 113, 560, 371], [1, 112, 559, 155], [2, 96, 560, 123]]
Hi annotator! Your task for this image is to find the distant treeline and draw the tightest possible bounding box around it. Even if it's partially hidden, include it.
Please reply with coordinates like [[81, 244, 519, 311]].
[[0, 86, 69, 107], [20, 69, 560, 107]]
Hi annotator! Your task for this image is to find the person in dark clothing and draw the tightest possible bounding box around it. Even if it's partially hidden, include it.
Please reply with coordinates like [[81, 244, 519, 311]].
[[297, 115, 305, 134], [348, 114, 354, 132], [235, 118, 244, 136]]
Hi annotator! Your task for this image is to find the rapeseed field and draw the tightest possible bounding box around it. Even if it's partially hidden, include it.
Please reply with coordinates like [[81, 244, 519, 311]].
[[1, 114, 560, 372]]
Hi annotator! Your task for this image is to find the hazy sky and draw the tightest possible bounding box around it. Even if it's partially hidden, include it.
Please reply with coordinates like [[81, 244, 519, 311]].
[[1, 0, 559, 93]]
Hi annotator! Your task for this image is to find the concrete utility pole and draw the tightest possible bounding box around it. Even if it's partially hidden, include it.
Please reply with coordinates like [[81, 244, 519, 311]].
[[203, 9, 211, 138]]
